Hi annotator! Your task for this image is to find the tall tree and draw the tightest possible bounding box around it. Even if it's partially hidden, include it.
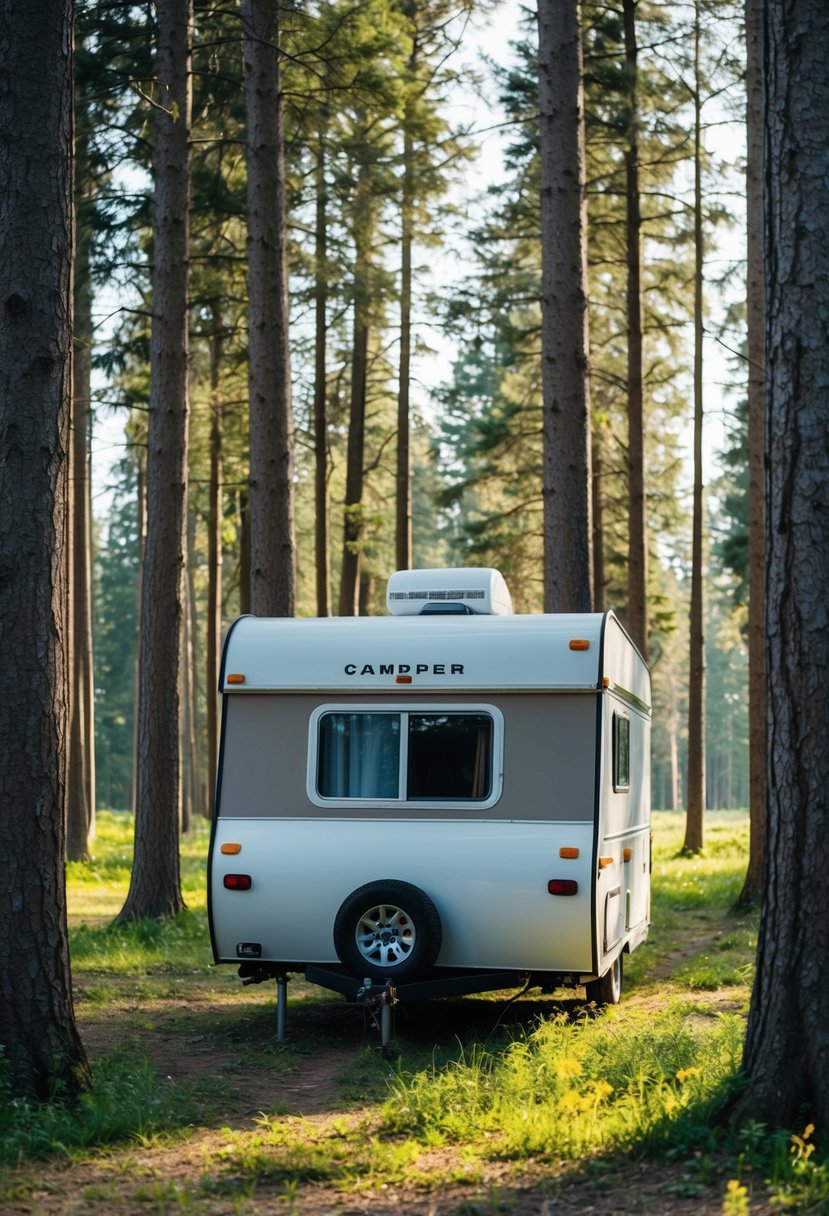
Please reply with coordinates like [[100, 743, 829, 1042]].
[[338, 160, 374, 616], [0, 0, 91, 1098], [740, 0, 829, 1127], [623, 0, 647, 658], [117, 0, 192, 922], [537, 0, 593, 612], [737, 0, 765, 904], [683, 0, 705, 853], [312, 132, 332, 615], [67, 97, 96, 860], [242, 0, 296, 617]]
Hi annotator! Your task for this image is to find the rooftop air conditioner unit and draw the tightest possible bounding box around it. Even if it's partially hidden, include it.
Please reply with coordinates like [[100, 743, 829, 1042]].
[[386, 567, 513, 617]]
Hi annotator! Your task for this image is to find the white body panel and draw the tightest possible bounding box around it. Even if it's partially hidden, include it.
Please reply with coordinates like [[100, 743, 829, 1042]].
[[211, 818, 596, 972]]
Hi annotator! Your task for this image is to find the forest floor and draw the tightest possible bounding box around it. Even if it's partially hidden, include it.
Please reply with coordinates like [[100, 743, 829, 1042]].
[[0, 813, 789, 1215]]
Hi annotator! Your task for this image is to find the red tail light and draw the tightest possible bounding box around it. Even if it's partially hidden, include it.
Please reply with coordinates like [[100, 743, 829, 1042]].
[[224, 874, 252, 890], [547, 879, 578, 896]]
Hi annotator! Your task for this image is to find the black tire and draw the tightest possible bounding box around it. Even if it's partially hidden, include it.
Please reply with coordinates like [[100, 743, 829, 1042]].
[[585, 953, 623, 1007], [333, 880, 443, 982]]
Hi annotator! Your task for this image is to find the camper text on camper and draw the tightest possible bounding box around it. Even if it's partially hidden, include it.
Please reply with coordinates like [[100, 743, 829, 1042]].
[[343, 662, 466, 676]]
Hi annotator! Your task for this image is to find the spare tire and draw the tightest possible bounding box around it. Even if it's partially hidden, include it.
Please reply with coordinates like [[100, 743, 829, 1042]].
[[333, 879, 442, 982]]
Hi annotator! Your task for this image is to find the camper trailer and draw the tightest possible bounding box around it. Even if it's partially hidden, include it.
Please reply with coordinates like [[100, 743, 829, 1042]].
[[208, 569, 651, 1033]]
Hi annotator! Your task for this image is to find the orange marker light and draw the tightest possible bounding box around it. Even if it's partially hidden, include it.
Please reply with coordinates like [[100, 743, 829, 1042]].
[[559, 847, 580, 859], [598, 856, 614, 869], [569, 639, 590, 651], [396, 675, 413, 684], [221, 843, 242, 855], [227, 673, 246, 685], [623, 847, 633, 863]]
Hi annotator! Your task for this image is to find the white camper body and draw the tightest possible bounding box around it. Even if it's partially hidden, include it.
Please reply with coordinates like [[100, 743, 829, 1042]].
[[208, 570, 651, 1007]]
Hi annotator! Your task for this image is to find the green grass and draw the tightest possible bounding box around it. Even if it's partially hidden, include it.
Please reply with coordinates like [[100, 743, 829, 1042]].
[[3, 808, 826, 1213], [0, 1045, 217, 1168]]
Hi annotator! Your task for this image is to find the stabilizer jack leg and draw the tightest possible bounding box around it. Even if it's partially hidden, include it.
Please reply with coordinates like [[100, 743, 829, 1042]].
[[275, 972, 289, 1041]]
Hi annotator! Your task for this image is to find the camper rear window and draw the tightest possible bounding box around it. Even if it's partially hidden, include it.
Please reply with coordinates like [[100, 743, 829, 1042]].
[[313, 708, 497, 804]]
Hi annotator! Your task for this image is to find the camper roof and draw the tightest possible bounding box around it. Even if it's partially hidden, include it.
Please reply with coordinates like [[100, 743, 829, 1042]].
[[220, 610, 650, 710]]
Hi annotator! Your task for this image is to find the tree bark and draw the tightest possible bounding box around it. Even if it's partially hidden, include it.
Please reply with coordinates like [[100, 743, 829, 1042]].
[[591, 424, 606, 614], [238, 488, 251, 616], [736, 0, 766, 906], [623, 0, 647, 659], [67, 161, 96, 861], [117, 0, 191, 922], [683, 5, 705, 854], [242, 0, 296, 618], [537, 0, 593, 613], [0, 0, 91, 1099], [313, 135, 331, 616], [740, 0, 829, 1128], [206, 309, 223, 815], [338, 232, 370, 617], [131, 460, 147, 816], [396, 114, 415, 574]]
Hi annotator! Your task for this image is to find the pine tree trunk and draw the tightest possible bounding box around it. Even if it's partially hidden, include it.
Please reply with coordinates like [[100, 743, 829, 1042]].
[[180, 527, 201, 832], [206, 310, 223, 815], [0, 0, 91, 1098], [313, 136, 331, 616], [67, 189, 96, 861], [238, 489, 251, 615], [179, 597, 192, 835], [683, 7, 705, 854], [242, 0, 296, 618], [740, 0, 829, 1127], [396, 119, 415, 573], [537, 0, 593, 613], [131, 461, 147, 816], [623, 0, 647, 659], [117, 0, 192, 922], [339, 252, 370, 616], [737, 0, 766, 906], [591, 425, 606, 613]]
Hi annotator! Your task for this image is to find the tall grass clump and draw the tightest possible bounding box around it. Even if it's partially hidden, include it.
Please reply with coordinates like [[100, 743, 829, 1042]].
[[0, 1046, 208, 1168], [383, 1006, 744, 1161]]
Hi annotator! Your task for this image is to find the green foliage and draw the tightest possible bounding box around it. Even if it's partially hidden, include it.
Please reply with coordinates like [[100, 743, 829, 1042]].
[[0, 1046, 209, 1168], [93, 471, 139, 811]]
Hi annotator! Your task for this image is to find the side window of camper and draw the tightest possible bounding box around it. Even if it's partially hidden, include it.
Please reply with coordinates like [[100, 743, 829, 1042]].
[[313, 708, 498, 804], [613, 713, 630, 792]]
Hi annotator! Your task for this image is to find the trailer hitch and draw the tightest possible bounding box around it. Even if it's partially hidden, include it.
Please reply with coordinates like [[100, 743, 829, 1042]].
[[356, 978, 399, 1058]]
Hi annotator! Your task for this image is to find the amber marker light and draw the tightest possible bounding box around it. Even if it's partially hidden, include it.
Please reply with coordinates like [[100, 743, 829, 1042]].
[[227, 673, 246, 685], [221, 843, 242, 855], [598, 856, 614, 869], [559, 847, 580, 859], [623, 847, 633, 863], [396, 675, 413, 684], [569, 639, 590, 651]]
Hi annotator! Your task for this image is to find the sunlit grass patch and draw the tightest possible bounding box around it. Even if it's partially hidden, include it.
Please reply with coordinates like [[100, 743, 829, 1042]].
[[651, 810, 751, 911], [381, 1004, 744, 1163], [67, 811, 210, 924], [68, 812, 214, 979]]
